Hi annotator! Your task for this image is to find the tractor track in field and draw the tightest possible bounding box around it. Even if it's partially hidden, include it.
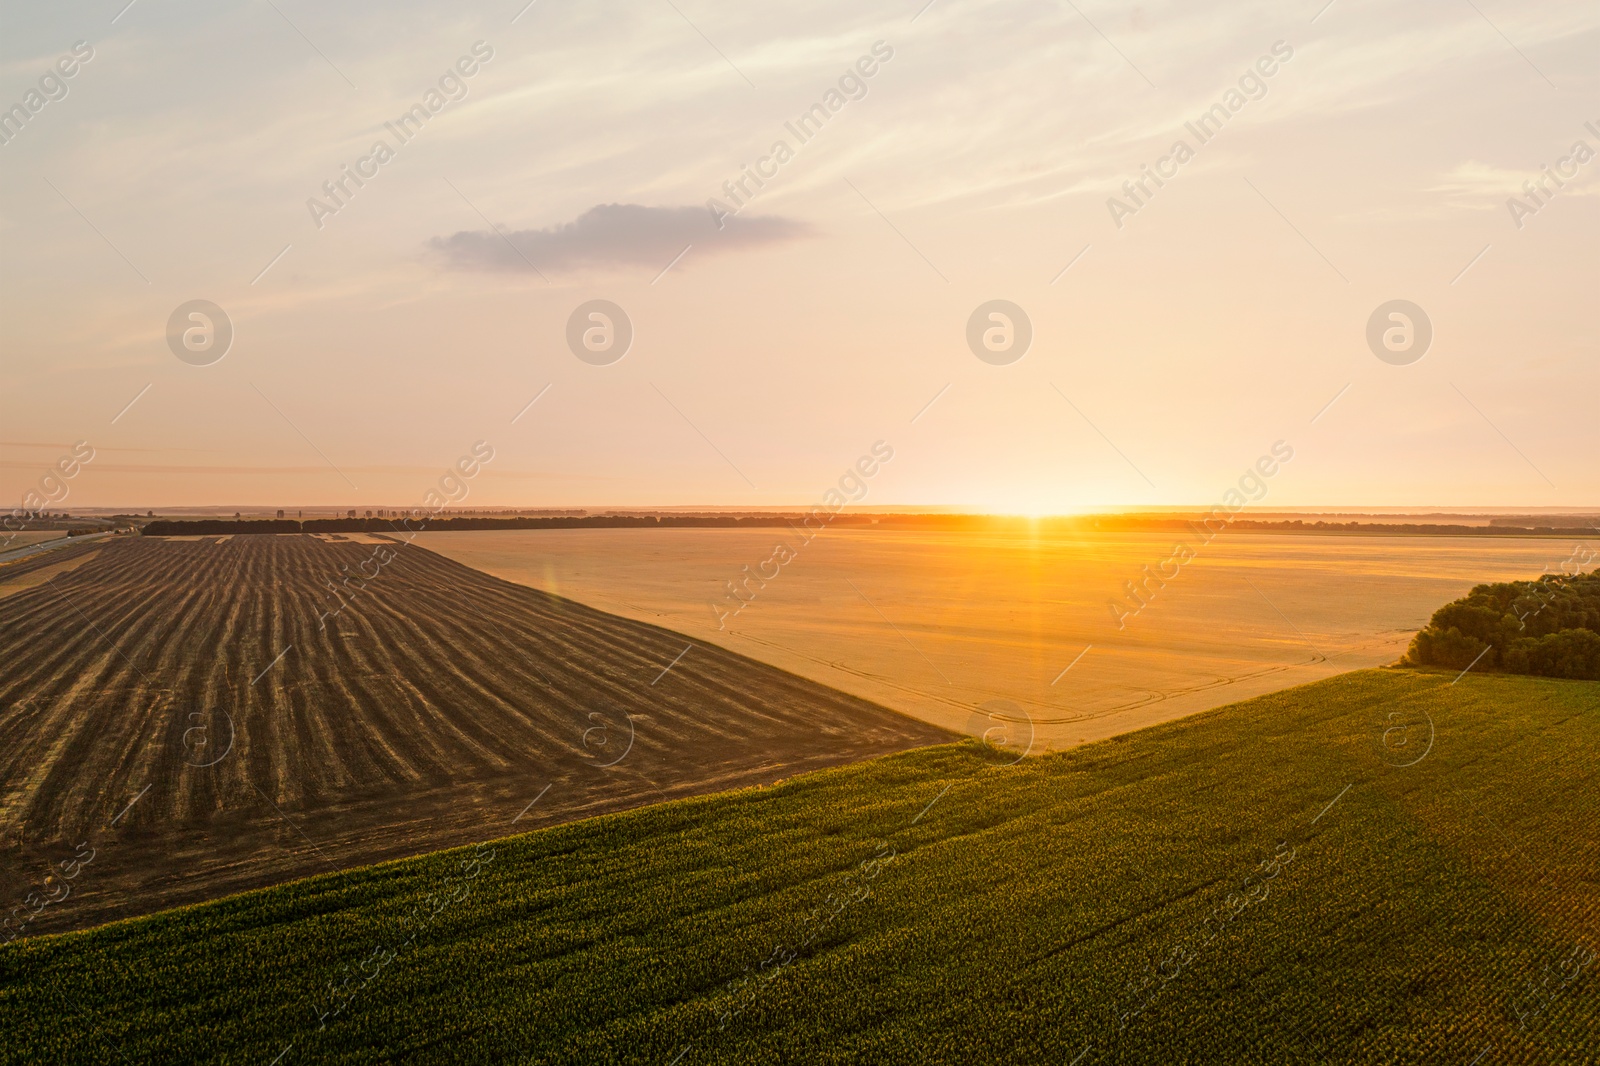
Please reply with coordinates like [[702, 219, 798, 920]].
[[0, 535, 952, 938]]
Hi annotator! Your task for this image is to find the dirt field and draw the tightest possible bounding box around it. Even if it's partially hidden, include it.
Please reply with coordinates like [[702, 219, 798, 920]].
[[419, 528, 1595, 751], [0, 539, 103, 585], [0, 535, 949, 939]]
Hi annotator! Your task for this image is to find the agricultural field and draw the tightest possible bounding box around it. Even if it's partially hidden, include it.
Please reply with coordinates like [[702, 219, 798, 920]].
[[0, 535, 949, 938], [0, 539, 103, 599], [420, 527, 1591, 750], [4, 668, 1595, 1064], [0, 531, 68, 552]]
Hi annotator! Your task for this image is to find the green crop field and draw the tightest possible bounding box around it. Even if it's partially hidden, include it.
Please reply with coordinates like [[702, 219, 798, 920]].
[[3, 668, 1596, 1065]]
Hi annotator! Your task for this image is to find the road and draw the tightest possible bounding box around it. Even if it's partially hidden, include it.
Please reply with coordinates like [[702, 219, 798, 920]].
[[0, 530, 116, 567]]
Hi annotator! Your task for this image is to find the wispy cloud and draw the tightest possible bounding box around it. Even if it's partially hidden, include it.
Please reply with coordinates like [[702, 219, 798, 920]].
[[428, 203, 809, 274], [1430, 160, 1600, 204]]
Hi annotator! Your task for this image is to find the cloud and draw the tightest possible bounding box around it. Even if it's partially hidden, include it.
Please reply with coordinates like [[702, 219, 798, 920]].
[[1428, 161, 1527, 200], [1426, 159, 1600, 214], [428, 203, 809, 274]]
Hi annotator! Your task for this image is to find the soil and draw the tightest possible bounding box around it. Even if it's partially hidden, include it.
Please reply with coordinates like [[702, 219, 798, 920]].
[[0, 534, 951, 939]]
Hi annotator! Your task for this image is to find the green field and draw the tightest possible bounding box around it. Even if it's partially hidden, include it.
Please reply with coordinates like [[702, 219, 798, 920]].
[[4, 668, 1596, 1064]]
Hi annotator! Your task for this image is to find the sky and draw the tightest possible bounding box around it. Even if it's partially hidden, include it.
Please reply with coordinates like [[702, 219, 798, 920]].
[[1, 0, 1596, 513]]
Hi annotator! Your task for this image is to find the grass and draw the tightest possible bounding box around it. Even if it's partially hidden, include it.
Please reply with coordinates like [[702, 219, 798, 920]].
[[3, 668, 1596, 1064]]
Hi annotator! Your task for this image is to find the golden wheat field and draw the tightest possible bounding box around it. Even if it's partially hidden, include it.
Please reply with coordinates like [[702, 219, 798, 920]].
[[420, 528, 1587, 750]]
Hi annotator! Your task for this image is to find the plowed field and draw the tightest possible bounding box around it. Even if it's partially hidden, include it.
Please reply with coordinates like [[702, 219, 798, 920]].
[[0, 535, 949, 938]]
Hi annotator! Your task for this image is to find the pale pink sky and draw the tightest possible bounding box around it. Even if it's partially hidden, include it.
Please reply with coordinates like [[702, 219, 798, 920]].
[[1, 0, 1596, 512]]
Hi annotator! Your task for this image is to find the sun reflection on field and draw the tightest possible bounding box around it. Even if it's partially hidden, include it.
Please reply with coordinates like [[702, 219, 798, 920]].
[[425, 528, 1576, 752]]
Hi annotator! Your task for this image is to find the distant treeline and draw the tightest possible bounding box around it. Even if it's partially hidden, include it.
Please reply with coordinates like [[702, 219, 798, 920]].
[[139, 514, 1600, 538], [1104, 518, 1600, 536], [1405, 568, 1600, 681], [1487, 516, 1600, 528], [141, 515, 829, 536]]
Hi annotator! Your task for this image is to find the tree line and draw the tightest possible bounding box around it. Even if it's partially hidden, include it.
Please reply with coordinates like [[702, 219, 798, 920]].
[[140, 515, 831, 536], [1405, 569, 1600, 681]]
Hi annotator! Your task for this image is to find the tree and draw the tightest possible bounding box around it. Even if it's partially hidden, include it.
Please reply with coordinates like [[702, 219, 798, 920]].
[[1406, 569, 1600, 679]]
